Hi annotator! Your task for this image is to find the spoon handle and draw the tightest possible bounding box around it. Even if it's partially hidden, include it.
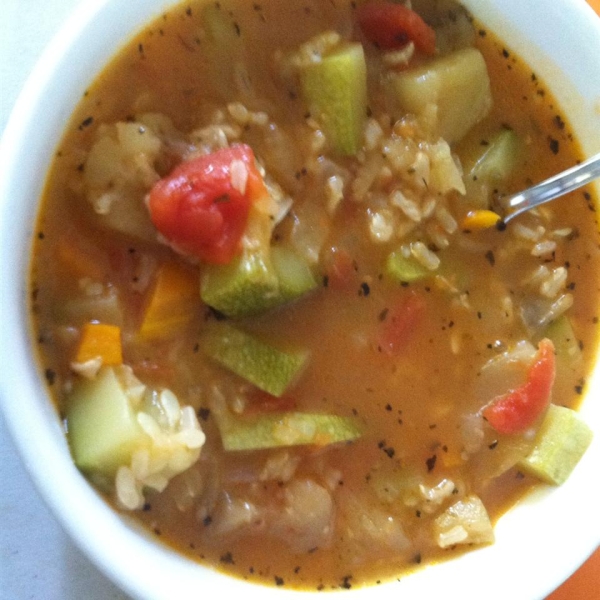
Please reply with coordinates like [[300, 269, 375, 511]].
[[495, 152, 600, 224]]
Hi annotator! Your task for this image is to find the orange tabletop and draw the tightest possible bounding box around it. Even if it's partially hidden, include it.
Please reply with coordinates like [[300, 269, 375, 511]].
[[549, 4, 600, 597], [547, 547, 600, 599], [588, 0, 600, 13]]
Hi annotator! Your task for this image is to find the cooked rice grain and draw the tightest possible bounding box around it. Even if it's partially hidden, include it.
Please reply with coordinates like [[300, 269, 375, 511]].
[[540, 266, 568, 298], [411, 241, 441, 270]]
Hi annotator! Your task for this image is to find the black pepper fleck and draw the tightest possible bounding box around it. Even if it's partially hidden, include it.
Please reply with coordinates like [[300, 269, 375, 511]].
[[78, 116, 94, 130], [426, 454, 437, 472], [341, 576, 353, 590], [45, 368, 56, 385]]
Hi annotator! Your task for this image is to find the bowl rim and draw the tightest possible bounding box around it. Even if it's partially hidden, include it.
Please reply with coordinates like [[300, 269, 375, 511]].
[[1, 0, 599, 598]]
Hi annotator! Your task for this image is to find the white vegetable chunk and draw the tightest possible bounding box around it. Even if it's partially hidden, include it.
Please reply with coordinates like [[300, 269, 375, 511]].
[[386, 47, 492, 144], [433, 494, 494, 548]]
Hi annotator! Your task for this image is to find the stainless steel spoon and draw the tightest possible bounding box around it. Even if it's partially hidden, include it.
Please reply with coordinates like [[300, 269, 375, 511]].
[[492, 152, 600, 228]]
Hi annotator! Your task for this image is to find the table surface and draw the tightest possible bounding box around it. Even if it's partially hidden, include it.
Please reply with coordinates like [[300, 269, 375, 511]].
[[0, 1, 598, 599]]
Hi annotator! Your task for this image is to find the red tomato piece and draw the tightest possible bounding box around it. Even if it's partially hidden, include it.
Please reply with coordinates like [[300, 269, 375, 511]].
[[379, 291, 426, 354], [482, 338, 556, 434], [357, 1, 436, 55], [148, 144, 267, 265]]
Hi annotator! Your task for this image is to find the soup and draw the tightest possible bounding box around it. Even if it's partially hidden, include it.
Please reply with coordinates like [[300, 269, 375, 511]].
[[30, 0, 599, 591]]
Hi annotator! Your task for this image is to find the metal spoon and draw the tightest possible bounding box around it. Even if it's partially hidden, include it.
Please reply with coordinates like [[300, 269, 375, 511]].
[[492, 152, 600, 229]]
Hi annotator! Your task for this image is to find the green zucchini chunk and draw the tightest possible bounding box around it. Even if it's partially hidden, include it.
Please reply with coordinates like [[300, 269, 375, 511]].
[[201, 322, 309, 397], [518, 404, 593, 485]]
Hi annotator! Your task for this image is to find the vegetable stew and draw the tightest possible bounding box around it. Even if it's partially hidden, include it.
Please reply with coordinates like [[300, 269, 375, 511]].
[[30, 0, 600, 591]]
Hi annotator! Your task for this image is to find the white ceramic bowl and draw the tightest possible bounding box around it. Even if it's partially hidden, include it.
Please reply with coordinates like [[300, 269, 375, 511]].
[[1, 1, 599, 599]]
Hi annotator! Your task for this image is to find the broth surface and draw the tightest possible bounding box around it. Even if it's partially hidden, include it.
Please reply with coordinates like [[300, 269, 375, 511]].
[[31, 0, 600, 591]]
